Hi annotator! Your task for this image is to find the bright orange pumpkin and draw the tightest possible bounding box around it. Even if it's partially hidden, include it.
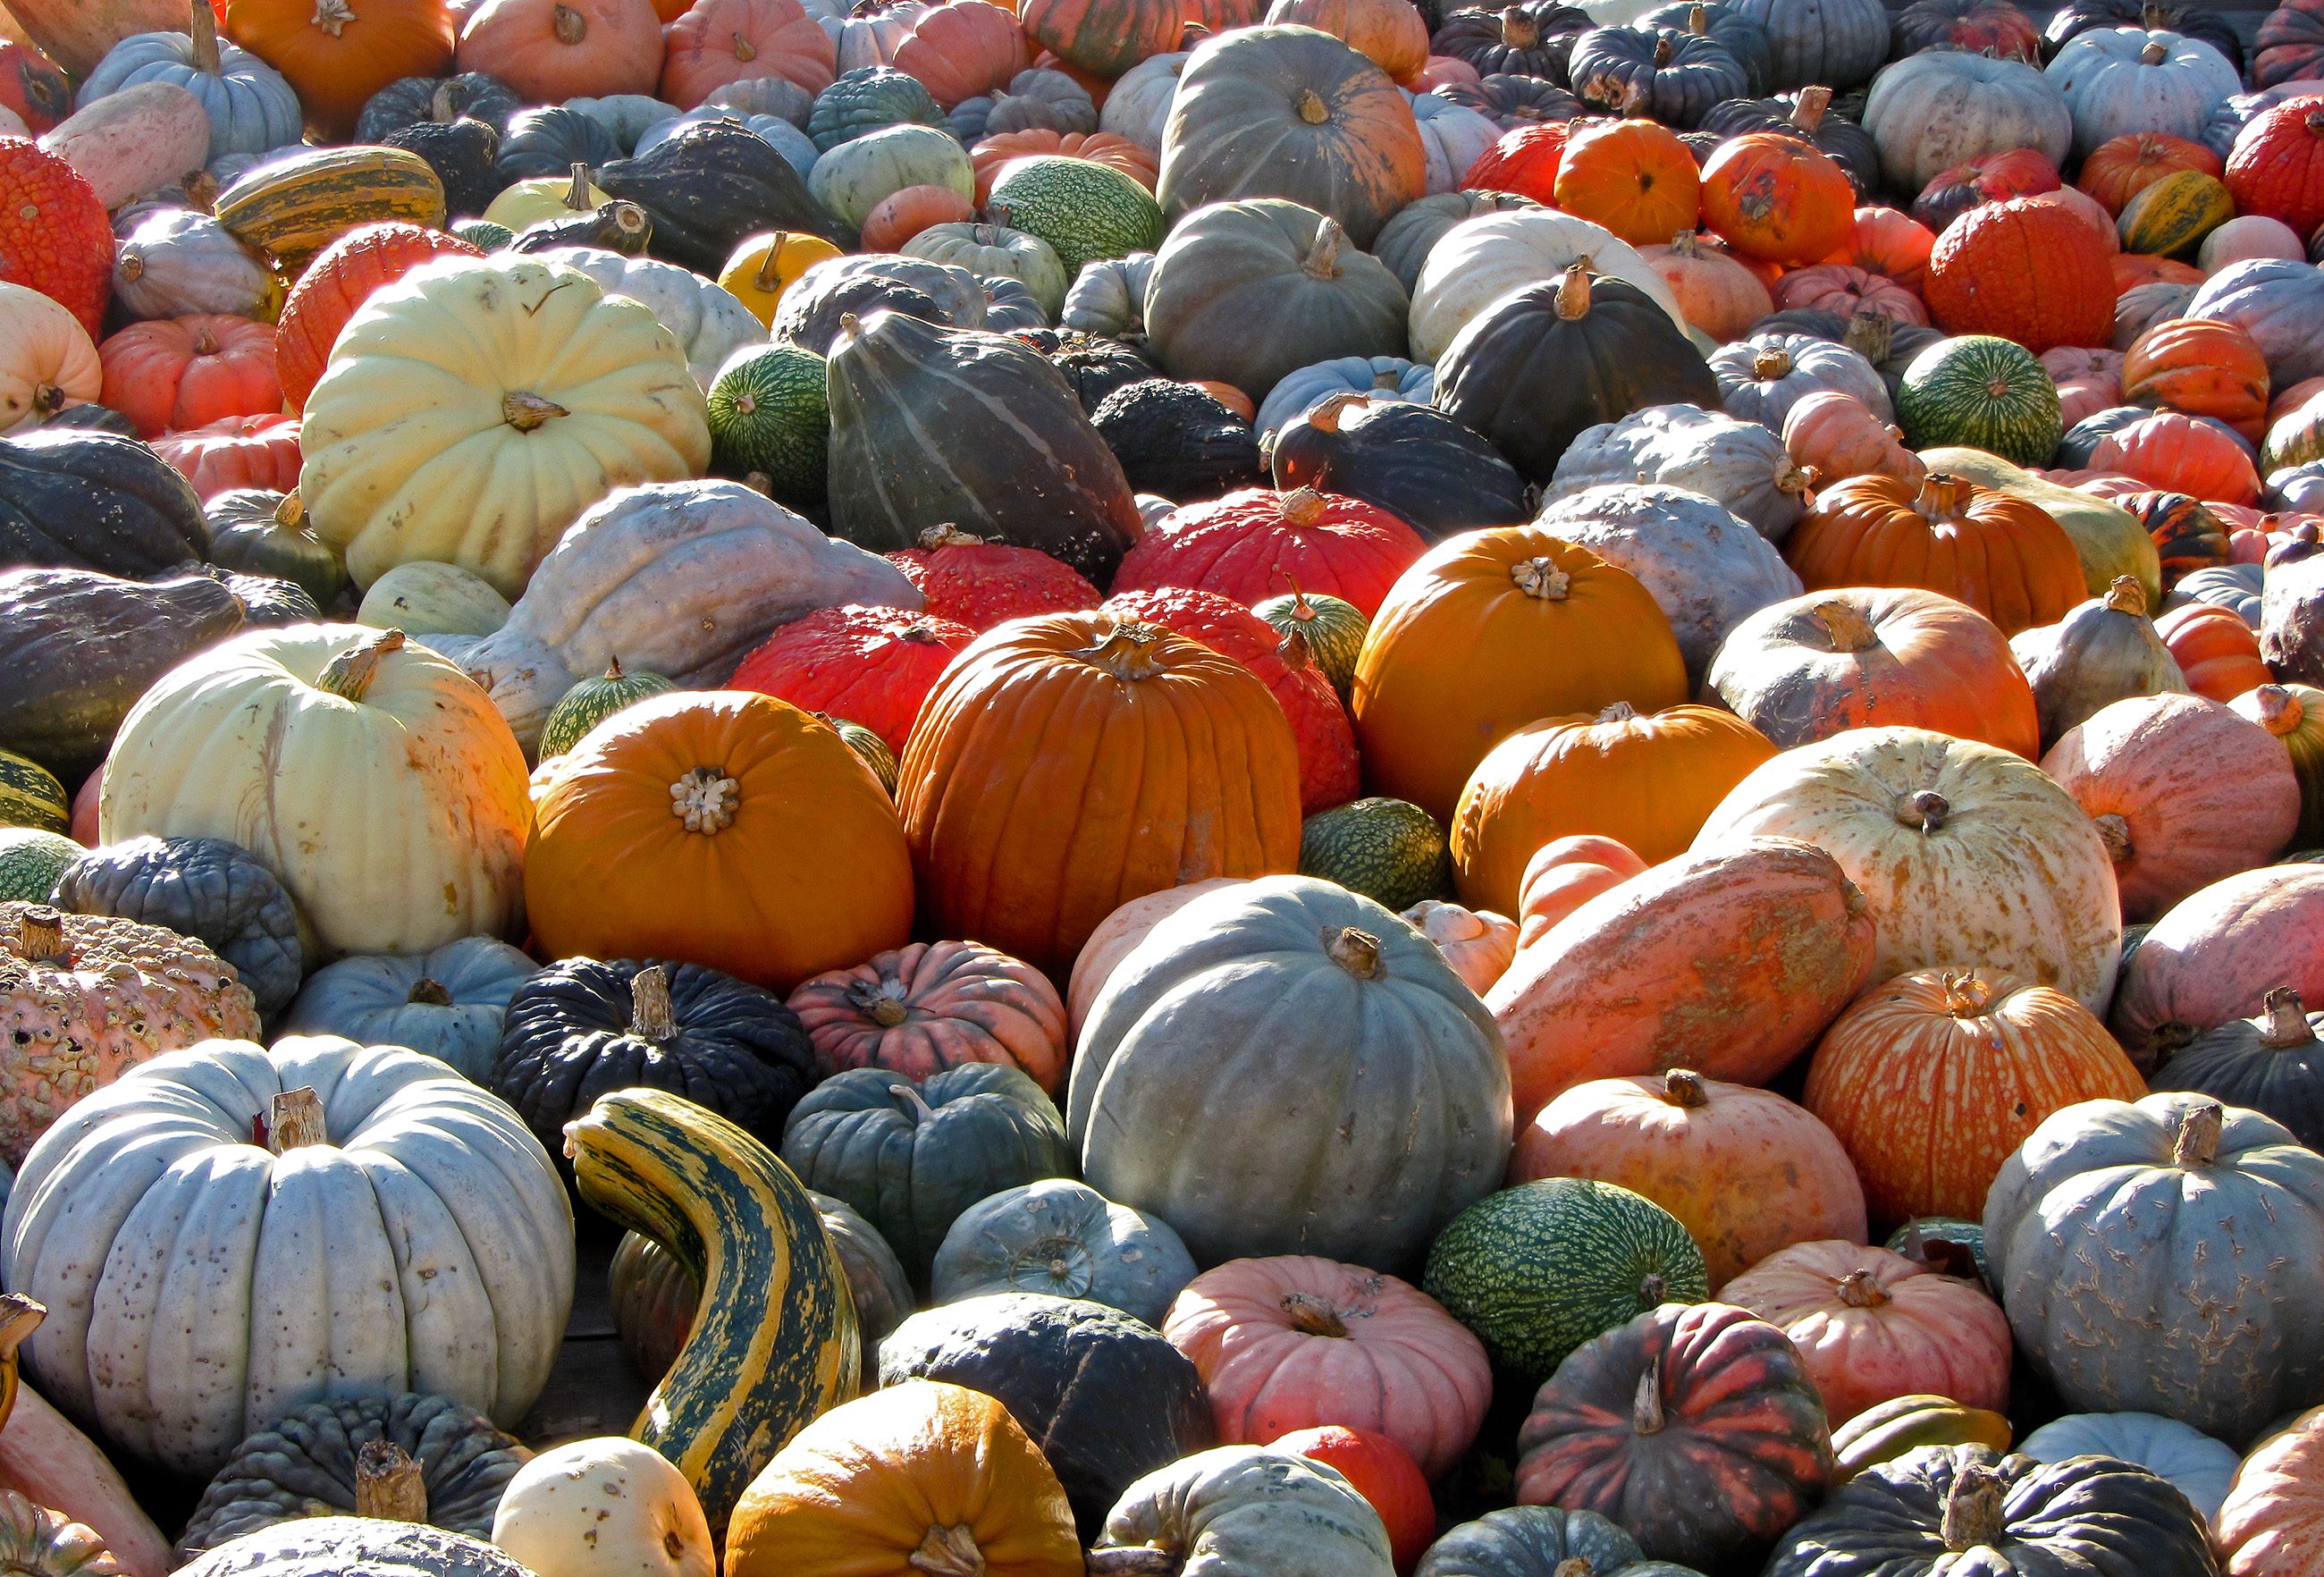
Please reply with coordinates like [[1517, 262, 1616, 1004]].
[[970, 135, 1159, 205], [1351, 527, 1690, 822], [1461, 122, 1568, 205], [659, 0, 834, 105], [1552, 118, 1698, 247], [1450, 701, 1777, 916], [1639, 230, 1772, 343], [456, 0, 665, 100], [2089, 409, 2261, 506], [2076, 130, 2222, 215], [526, 689, 915, 991], [1698, 131, 1854, 266], [859, 184, 975, 249], [2120, 317, 2272, 443], [223, 0, 454, 134], [97, 315, 280, 440], [1922, 195, 2114, 356], [1515, 834, 1646, 949], [888, 0, 1031, 108], [896, 614, 1303, 979], [1821, 205, 1935, 291], [274, 222, 482, 412], [1265, 0, 1427, 82], [2154, 602, 2271, 701]]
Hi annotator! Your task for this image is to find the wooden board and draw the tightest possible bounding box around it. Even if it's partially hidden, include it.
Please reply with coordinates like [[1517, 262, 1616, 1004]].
[[517, 1231, 657, 1450]]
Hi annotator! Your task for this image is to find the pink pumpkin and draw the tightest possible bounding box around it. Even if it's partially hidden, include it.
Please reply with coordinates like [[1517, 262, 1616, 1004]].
[[1401, 899, 1518, 994], [2039, 346, 2123, 430], [2109, 863, 2324, 1067], [1065, 878, 1249, 1041], [1514, 834, 1647, 949]]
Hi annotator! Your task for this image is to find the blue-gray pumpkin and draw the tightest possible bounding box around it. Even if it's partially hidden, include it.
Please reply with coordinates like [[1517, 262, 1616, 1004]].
[[280, 938, 540, 1084], [1417, 1506, 1705, 1577], [50, 835, 308, 1016], [930, 1177, 1196, 1326]]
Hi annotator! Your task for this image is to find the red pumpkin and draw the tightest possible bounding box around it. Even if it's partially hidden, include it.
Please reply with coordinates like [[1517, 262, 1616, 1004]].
[[2076, 131, 2223, 215], [456, 0, 666, 101], [147, 413, 302, 498], [659, 0, 834, 105], [1718, 1240, 2011, 1429], [0, 139, 108, 342], [274, 223, 484, 411], [1460, 121, 1569, 204], [1162, 1254, 1492, 1480], [1111, 485, 1427, 619], [728, 603, 975, 755], [0, 39, 69, 134], [2155, 602, 2271, 701], [1515, 834, 1646, 948], [1820, 206, 1935, 291], [2109, 252, 2205, 291], [1103, 586, 1359, 817], [2089, 410, 2261, 506], [858, 183, 975, 249], [1272, 1426, 1434, 1571], [1769, 264, 1928, 326], [783, 938, 1068, 1093], [1699, 132, 1855, 266], [1908, 148, 2059, 235], [883, 526, 1099, 631], [1553, 118, 1700, 247], [888, 0, 1030, 108], [2227, 96, 2324, 240], [97, 315, 280, 440], [1923, 196, 2113, 355]]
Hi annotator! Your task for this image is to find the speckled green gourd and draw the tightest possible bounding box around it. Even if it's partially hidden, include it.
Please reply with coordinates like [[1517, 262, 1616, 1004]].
[[1298, 797, 1452, 912]]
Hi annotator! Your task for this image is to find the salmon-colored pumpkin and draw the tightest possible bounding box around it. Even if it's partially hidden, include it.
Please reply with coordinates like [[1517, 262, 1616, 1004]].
[[1553, 118, 1699, 248], [2215, 1405, 2324, 1577], [147, 412, 302, 498], [1803, 966, 2145, 1223], [1351, 527, 1689, 823], [2040, 343, 2123, 429], [889, 0, 1031, 108], [2076, 131, 2222, 215], [1640, 230, 1772, 343], [784, 939, 1069, 1093], [1768, 264, 1929, 327], [1065, 877, 1248, 1041], [526, 689, 915, 991], [1461, 122, 1569, 206], [223, 0, 455, 135], [728, 603, 975, 756], [858, 183, 975, 249], [1719, 1240, 2011, 1428], [1821, 205, 1934, 291], [1515, 834, 1646, 949], [274, 222, 483, 412], [1512, 1068, 1867, 1290], [971, 134, 1159, 205], [1402, 898, 1519, 995], [1699, 131, 1854, 266], [1781, 391, 1925, 485], [457, 0, 665, 100], [1923, 195, 2114, 356], [2155, 601, 2271, 701], [659, 0, 834, 105], [1449, 701, 1778, 916], [1264, 0, 1427, 82], [1412, 54, 1479, 90], [97, 315, 280, 440], [1485, 836, 1878, 1124], [2120, 317, 2272, 443], [2109, 251, 2204, 291], [2089, 409, 2261, 506], [896, 614, 1302, 979]]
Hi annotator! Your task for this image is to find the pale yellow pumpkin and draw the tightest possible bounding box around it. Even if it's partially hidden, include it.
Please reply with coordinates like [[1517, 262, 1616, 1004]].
[[482, 169, 612, 232], [299, 256, 711, 598], [0, 283, 99, 433], [99, 625, 532, 957]]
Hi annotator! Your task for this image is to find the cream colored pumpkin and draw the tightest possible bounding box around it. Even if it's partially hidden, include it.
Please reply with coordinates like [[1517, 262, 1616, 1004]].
[[299, 257, 711, 599], [1407, 208, 1687, 362], [1691, 726, 2121, 1011], [0, 283, 99, 434], [99, 625, 532, 957], [358, 562, 514, 639], [492, 1438, 714, 1577]]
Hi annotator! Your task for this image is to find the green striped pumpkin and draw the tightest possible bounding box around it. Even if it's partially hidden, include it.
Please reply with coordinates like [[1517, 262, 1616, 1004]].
[[1422, 1176, 1710, 1383], [0, 828, 81, 902], [986, 156, 1165, 280], [215, 146, 448, 273], [2117, 170, 2234, 261], [707, 344, 830, 510], [1298, 796, 1450, 913], [818, 714, 897, 794], [1253, 586, 1368, 706], [0, 750, 70, 835], [538, 658, 677, 760], [565, 1086, 860, 1538], [1894, 334, 2062, 466]]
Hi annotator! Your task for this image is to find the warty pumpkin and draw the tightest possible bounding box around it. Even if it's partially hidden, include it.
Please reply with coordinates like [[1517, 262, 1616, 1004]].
[[1112, 485, 1425, 619], [784, 940, 1067, 1095], [728, 603, 972, 756], [1923, 194, 2114, 355]]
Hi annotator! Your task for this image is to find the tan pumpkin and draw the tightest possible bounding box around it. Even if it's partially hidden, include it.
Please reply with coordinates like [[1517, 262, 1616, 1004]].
[[0, 282, 98, 431], [1065, 878, 1250, 1043], [1781, 391, 1925, 485], [1400, 899, 1518, 995]]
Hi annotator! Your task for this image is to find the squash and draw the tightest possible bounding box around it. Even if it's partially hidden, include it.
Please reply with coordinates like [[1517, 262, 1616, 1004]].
[[1713, 333, 1890, 434], [111, 209, 283, 325], [565, 1085, 859, 1535], [1549, 401, 1810, 540], [2016, 1412, 2239, 1526], [1514, 835, 1648, 946], [1781, 390, 1923, 484], [49, 834, 305, 1017], [718, 229, 845, 326], [2185, 258, 2324, 392], [1266, 392, 1531, 540], [1416, 1507, 1700, 1577], [1918, 444, 2162, 606], [2216, 1405, 2324, 1575], [213, 146, 448, 274], [279, 937, 536, 1083], [176, 1522, 528, 1577], [1860, 50, 2070, 196], [1486, 836, 1876, 1123], [526, 246, 760, 395], [1, 1036, 570, 1476], [35, 81, 211, 213], [355, 71, 522, 141], [273, 221, 481, 413], [0, 1303, 169, 1577], [0, 284, 96, 434], [2157, 602, 2270, 702], [1401, 898, 1517, 994], [2010, 576, 2188, 750], [1089, 1446, 1395, 1577], [595, 120, 849, 274], [491, 1438, 713, 1577], [0, 427, 207, 580], [2148, 983, 2324, 1151], [806, 122, 968, 231], [2046, 26, 2241, 163], [2109, 864, 2324, 1067], [1828, 1395, 2011, 1485], [0, 140, 109, 344], [357, 561, 510, 639], [930, 1178, 1193, 1328], [1985, 1093, 2324, 1445]]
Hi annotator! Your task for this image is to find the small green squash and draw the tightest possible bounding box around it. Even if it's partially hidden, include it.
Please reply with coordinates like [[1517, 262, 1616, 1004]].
[[357, 562, 512, 638], [1297, 796, 1450, 912], [706, 343, 830, 509], [805, 67, 947, 153], [0, 830, 79, 903], [1253, 586, 1368, 704], [903, 223, 1071, 320], [805, 122, 973, 232], [2117, 170, 2235, 262], [203, 489, 347, 606], [537, 658, 678, 760], [986, 155, 1166, 279], [1893, 335, 2063, 466], [0, 752, 70, 836]]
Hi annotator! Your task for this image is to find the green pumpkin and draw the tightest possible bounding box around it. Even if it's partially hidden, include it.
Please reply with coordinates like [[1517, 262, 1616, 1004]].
[[0, 829, 80, 903], [596, 120, 849, 276], [1253, 586, 1368, 705], [1298, 797, 1450, 912], [903, 222, 1071, 320], [986, 155, 1165, 280], [2117, 170, 2233, 261], [805, 122, 973, 231], [1, 427, 208, 578], [805, 67, 947, 153], [1894, 335, 2062, 466], [1423, 1176, 1710, 1383], [0, 750, 70, 836], [778, 1062, 1074, 1294], [818, 714, 897, 794], [357, 561, 511, 638], [451, 217, 515, 250], [204, 488, 348, 606], [1417, 1507, 1705, 1577], [538, 658, 678, 760], [707, 343, 830, 509]]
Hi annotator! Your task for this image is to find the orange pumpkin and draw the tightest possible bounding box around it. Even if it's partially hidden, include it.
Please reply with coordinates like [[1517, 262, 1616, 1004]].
[[1351, 527, 1689, 822], [1264, 0, 1427, 82], [725, 1380, 1083, 1577], [457, 0, 665, 100], [2120, 317, 2272, 443], [1511, 1068, 1868, 1290], [1017, 0, 1181, 77], [223, 0, 454, 134], [1460, 121, 1567, 205], [1782, 471, 2087, 637], [2076, 130, 2223, 216], [888, 0, 1031, 108], [2109, 251, 2204, 291], [1821, 205, 1934, 292], [526, 690, 915, 991], [1802, 966, 2146, 1224], [1698, 131, 1854, 266], [971, 135, 1158, 205], [1922, 195, 2113, 356], [1781, 391, 1925, 485], [97, 315, 281, 440], [1639, 230, 1772, 343], [2216, 1406, 2324, 1577], [1450, 701, 1777, 916], [660, 0, 834, 105], [274, 222, 482, 412], [2156, 602, 2270, 702], [859, 183, 975, 249], [2088, 410, 2261, 506], [1551, 118, 1698, 247], [896, 614, 1302, 979], [1515, 834, 1646, 949], [2021, 183, 2117, 254]]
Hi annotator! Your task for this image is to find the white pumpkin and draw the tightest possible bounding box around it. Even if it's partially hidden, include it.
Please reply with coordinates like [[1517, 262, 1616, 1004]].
[[0, 283, 99, 434], [1405, 91, 1501, 196], [99, 624, 531, 957], [532, 247, 765, 394], [1550, 402, 1814, 542], [493, 1438, 714, 1577], [0, 1035, 573, 1478], [1408, 208, 1686, 362], [2044, 27, 2241, 161], [1099, 50, 1186, 150], [1861, 51, 2075, 195], [357, 561, 514, 638], [1692, 726, 2122, 1011], [299, 257, 711, 600]]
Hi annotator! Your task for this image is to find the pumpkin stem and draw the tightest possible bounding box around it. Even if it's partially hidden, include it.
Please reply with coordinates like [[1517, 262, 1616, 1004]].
[[1651, 34, 1673, 65], [552, 1, 587, 42], [1554, 261, 1590, 322], [1841, 310, 1892, 366], [353, 1440, 429, 1523], [669, 766, 740, 833], [1499, 4, 1539, 46], [502, 391, 569, 432], [1553, 1562, 1596, 1577], [602, 200, 651, 245], [1939, 971, 1991, 1017], [1913, 473, 1974, 521], [1279, 486, 1328, 527], [2093, 812, 2132, 865], [1277, 625, 1315, 672], [905, 1524, 983, 1577], [428, 78, 455, 122], [1661, 1068, 1707, 1108], [845, 977, 912, 1027], [1751, 348, 1793, 382], [0, 1297, 44, 1367], [14, 907, 64, 966], [1896, 789, 1949, 835], [1295, 88, 1329, 123], [1789, 85, 1830, 132], [269, 1086, 327, 1153], [1832, 1269, 1890, 1309], [1279, 1292, 1351, 1337], [562, 163, 593, 211], [1512, 556, 1570, 599], [406, 977, 455, 1007], [1686, 1, 1705, 30], [2101, 575, 2147, 616], [274, 489, 305, 528], [1307, 392, 1364, 435], [919, 523, 986, 548], [118, 246, 147, 283], [1630, 1359, 1665, 1435], [1324, 926, 1385, 981], [316, 628, 404, 704], [750, 232, 794, 292], [193, 326, 218, 357], [189, 0, 223, 74], [1072, 621, 1171, 680], [1940, 1464, 2006, 1553], [27, 383, 65, 418], [1301, 218, 1344, 282], [627, 966, 678, 1041], [2173, 1101, 2224, 1167], [2248, 684, 2303, 738], [1596, 701, 1639, 724], [1810, 598, 1879, 654], [308, 0, 353, 36], [1776, 459, 1815, 501], [2261, 986, 2316, 1048], [602, 654, 627, 680], [730, 28, 756, 59], [1086, 1550, 1180, 1577], [1668, 229, 1701, 257], [889, 1081, 939, 1125], [2139, 38, 2166, 63]]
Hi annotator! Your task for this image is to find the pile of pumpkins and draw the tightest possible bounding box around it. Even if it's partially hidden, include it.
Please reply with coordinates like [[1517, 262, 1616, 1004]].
[[9, 0, 2324, 1569]]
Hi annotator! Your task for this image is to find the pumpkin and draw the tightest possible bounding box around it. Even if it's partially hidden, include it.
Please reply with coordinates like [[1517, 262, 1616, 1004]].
[[2156, 600, 2270, 701], [930, 1177, 1193, 1327], [1923, 195, 2113, 355], [1768, 264, 1929, 330], [274, 220, 484, 410], [2186, 258, 2324, 391], [0, 139, 108, 344], [1265, 0, 1427, 81], [661, 0, 832, 107], [95, 316, 278, 442], [1514, 1300, 1834, 1571], [1514, 834, 1647, 946], [1512, 1069, 1866, 1290], [1416, 1507, 1702, 1577], [1551, 400, 1811, 540], [1911, 147, 2065, 235], [2042, 344, 2126, 432], [1089, 1446, 1395, 1577], [808, 123, 971, 230], [881, 526, 1099, 633], [2009, 575, 2186, 751], [1639, 230, 1772, 342], [718, 229, 844, 326], [490, 1438, 712, 1577], [47, 834, 304, 1018], [176, 1522, 528, 1577], [0, 285, 95, 434], [2226, 97, 2324, 244], [1985, 1092, 2324, 1445], [1781, 391, 1923, 484], [0, 1296, 168, 1577], [219, 0, 454, 135], [1, 1036, 569, 1476], [110, 209, 283, 325], [147, 414, 302, 501], [278, 937, 535, 1084], [1409, 206, 1686, 361], [1429, 4, 1588, 80], [1567, 24, 1746, 125], [2090, 409, 2262, 507], [453, 0, 662, 99], [1699, 131, 1853, 265], [1266, 391, 1531, 539], [2016, 1412, 2240, 1526], [883, 0, 1026, 108], [1402, 898, 1518, 993], [2216, 1405, 2324, 1575], [1920, 443, 2164, 605], [1860, 51, 2071, 197], [728, 604, 971, 756], [1157, 25, 1427, 249], [1713, 333, 1890, 434], [2121, 319, 2270, 444], [1116, 486, 1422, 620], [2109, 864, 2324, 1067], [1550, 118, 1700, 247], [782, 940, 1065, 1097], [2201, 214, 2308, 273], [2046, 26, 2241, 163], [1821, 203, 1935, 288]]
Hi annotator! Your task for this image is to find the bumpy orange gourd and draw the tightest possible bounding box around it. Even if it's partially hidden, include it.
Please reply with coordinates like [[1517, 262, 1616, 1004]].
[[1923, 195, 2113, 356], [223, 0, 455, 134], [1553, 119, 1699, 247]]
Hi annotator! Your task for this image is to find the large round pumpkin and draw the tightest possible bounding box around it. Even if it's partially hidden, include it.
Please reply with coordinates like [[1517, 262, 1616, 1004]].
[[1351, 526, 1689, 822], [728, 603, 974, 757], [1109, 485, 1426, 620], [221, 0, 455, 135], [526, 689, 914, 992], [896, 613, 1302, 980], [1923, 194, 2115, 355]]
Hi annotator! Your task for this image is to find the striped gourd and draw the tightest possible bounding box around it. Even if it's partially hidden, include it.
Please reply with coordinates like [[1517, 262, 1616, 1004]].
[[2117, 171, 2235, 262], [1252, 586, 1368, 705], [1894, 334, 2062, 466], [0, 751, 68, 835], [565, 1087, 861, 1536], [818, 714, 897, 793], [215, 147, 447, 274], [537, 658, 676, 760]]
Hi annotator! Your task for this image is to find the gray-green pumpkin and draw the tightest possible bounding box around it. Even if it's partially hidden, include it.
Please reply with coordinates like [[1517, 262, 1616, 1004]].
[[537, 657, 678, 760], [930, 1176, 1196, 1326], [277, 936, 540, 1083], [50, 835, 310, 1016], [904, 222, 1071, 320]]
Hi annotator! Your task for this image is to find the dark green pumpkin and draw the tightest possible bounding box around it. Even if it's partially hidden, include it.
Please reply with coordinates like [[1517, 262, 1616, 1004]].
[[1434, 262, 1719, 485], [205, 568, 321, 628], [52, 835, 308, 1016], [597, 121, 851, 275], [1417, 1507, 1705, 1577], [494, 105, 622, 185], [203, 488, 347, 606], [805, 67, 946, 153], [508, 199, 653, 257], [2148, 985, 2324, 1151], [1437, 72, 1587, 129], [36, 403, 139, 439], [383, 116, 503, 221], [1639, 0, 1775, 92], [0, 427, 208, 577], [772, 257, 981, 357], [877, 1293, 1217, 1539], [1049, 333, 1162, 414], [824, 308, 1141, 585], [1892, 333, 2063, 466], [1566, 25, 1748, 125], [706, 344, 830, 509], [1267, 391, 1529, 539], [1090, 379, 1264, 502], [1429, 4, 1594, 80], [779, 1063, 1074, 1294], [355, 72, 521, 143]]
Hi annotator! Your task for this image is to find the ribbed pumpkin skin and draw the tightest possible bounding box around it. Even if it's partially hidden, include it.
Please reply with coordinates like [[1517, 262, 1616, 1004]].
[[725, 1380, 1082, 1577], [2108, 864, 2324, 1065], [1020, 0, 1184, 78], [2216, 1405, 2324, 1576], [2225, 96, 2324, 240], [567, 1087, 858, 1537], [1924, 195, 2113, 355], [2079, 130, 2222, 214], [784, 940, 1068, 1095], [1785, 472, 2086, 637], [728, 604, 974, 756], [1486, 837, 1877, 1123], [2121, 317, 2271, 443], [1512, 1071, 1867, 1290], [1111, 486, 1427, 620], [2157, 603, 2269, 702], [1515, 1301, 1835, 1573], [2041, 693, 2303, 923], [1351, 527, 1689, 822], [1805, 966, 2143, 1226], [897, 613, 1302, 980], [1449, 702, 1777, 915]]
